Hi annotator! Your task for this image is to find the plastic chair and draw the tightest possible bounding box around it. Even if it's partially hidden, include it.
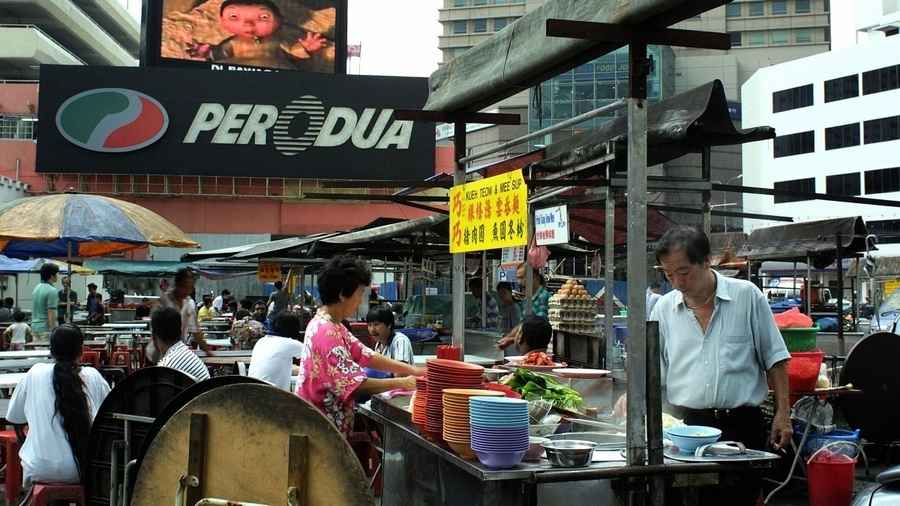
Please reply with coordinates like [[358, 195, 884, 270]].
[[30, 482, 85, 506], [0, 430, 21, 505], [110, 351, 131, 371], [80, 351, 101, 369]]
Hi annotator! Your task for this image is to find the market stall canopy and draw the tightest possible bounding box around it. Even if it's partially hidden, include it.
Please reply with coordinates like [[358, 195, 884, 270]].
[[84, 259, 254, 279], [738, 217, 869, 264], [0, 194, 198, 258], [180, 241, 272, 262], [321, 214, 448, 245], [426, 0, 730, 111], [535, 80, 775, 170], [231, 233, 339, 260], [0, 256, 93, 274]]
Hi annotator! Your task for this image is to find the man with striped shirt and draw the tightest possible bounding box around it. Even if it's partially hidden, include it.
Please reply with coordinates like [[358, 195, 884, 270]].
[[151, 306, 210, 382]]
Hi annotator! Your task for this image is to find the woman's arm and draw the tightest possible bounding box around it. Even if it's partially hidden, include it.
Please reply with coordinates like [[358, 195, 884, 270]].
[[367, 353, 425, 377], [355, 375, 416, 395]]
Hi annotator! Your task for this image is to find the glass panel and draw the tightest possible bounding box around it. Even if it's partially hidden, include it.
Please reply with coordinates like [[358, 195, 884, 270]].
[[552, 100, 572, 119], [726, 3, 742, 17], [454, 0, 466, 7], [574, 82, 594, 100], [453, 21, 467, 34], [494, 18, 508, 31], [772, 0, 788, 14], [596, 81, 616, 99], [795, 29, 812, 43], [771, 30, 789, 44], [748, 2, 764, 15], [729, 32, 742, 47], [748, 32, 766, 45], [795, 0, 811, 13], [473, 19, 488, 33]]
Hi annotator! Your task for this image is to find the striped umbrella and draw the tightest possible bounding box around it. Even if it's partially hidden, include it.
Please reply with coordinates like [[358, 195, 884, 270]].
[[0, 193, 198, 258]]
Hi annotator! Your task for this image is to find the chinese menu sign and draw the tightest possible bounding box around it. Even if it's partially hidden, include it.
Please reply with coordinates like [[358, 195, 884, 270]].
[[257, 262, 282, 283], [450, 170, 528, 253], [534, 205, 569, 246]]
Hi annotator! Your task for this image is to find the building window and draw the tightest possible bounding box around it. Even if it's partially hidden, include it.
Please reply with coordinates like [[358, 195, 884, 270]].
[[862, 64, 900, 95], [864, 115, 900, 144], [473, 18, 488, 33], [795, 29, 812, 43], [454, 0, 467, 6], [453, 20, 467, 34], [0, 116, 36, 140], [824, 0, 830, 11], [774, 131, 815, 157], [825, 123, 860, 150], [774, 178, 816, 203], [748, 2, 764, 16], [771, 0, 788, 15], [494, 17, 509, 31], [824, 74, 859, 102], [771, 30, 789, 44], [748, 31, 766, 46], [772, 84, 813, 113], [795, 0, 811, 13], [726, 3, 742, 17], [473, 0, 487, 5], [826, 173, 861, 196], [729, 32, 742, 47], [865, 167, 900, 194]]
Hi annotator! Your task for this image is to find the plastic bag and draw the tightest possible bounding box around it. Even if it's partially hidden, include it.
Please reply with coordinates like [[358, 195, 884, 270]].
[[773, 307, 813, 329]]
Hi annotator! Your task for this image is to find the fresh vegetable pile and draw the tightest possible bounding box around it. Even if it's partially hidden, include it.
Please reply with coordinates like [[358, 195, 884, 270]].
[[521, 351, 555, 366], [501, 368, 583, 410]]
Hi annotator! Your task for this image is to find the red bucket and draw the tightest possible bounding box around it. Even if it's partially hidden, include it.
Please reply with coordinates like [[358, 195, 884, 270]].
[[788, 351, 824, 391], [806, 442, 858, 506]]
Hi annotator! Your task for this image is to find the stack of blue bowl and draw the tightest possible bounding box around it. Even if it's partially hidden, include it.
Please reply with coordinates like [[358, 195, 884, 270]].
[[469, 396, 529, 468]]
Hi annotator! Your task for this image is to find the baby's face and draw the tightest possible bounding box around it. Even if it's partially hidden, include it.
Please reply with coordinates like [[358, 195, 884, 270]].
[[221, 4, 280, 38]]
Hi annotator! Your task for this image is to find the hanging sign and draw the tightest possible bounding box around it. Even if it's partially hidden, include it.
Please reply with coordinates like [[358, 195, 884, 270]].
[[449, 169, 528, 253], [534, 205, 569, 246], [257, 262, 282, 283]]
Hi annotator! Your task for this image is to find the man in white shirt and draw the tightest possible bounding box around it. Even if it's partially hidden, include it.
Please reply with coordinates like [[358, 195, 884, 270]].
[[212, 289, 230, 312], [249, 311, 307, 390], [152, 306, 211, 382]]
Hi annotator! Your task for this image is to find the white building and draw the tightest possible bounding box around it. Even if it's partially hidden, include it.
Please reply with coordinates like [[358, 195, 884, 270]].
[[741, 33, 900, 255]]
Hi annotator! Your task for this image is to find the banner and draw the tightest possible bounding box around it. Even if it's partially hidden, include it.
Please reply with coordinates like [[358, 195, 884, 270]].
[[534, 205, 569, 246], [257, 262, 282, 282], [449, 170, 528, 253], [36, 65, 434, 180]]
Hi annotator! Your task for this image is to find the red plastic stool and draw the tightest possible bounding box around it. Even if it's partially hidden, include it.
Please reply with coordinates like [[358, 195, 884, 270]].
[[110, 351, 131, 371], [0, 430, 22, 505], [31, 482, 85, 506]]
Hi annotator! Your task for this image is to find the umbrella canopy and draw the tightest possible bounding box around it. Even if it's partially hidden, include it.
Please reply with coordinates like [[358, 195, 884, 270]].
[[0, 194, 198, 258]]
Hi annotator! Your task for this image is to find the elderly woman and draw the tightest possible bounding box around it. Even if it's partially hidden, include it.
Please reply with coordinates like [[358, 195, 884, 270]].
[[297, 256, 425, 435]]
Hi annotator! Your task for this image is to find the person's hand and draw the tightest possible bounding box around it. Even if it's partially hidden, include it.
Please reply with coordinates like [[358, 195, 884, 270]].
[[496, 335, 516, 350], [770, 412, 793, 450], [299, 32, 326, 53], [398, 376, 417, 390], [409, 365, 427, 377], [613, 394, 627, 418]]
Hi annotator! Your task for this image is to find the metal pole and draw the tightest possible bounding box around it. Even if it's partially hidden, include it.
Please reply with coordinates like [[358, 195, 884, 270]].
[[836, 234, 845, 355], [605, 186, 616, 370], [525, 210, 535, 317], [806, 255, 812, 316], [481, 251, 487, 329], [67, 241, 73, 323], [625, 42, 649, 476], [645, 321, 665, 505], [701, 147, 712, 235], [458, 99, 627, 164], [452, 121, 467, 355]]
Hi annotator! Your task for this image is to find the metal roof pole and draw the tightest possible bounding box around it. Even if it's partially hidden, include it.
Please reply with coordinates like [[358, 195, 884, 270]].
[[625, 41, 650, 505], [702, 147, 712, 235], [604, 183, 616, 371], [452, 121, 467, 356]]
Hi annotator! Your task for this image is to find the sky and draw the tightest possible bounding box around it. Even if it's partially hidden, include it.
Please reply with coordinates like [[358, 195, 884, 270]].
[[119, 0, 443, 78]]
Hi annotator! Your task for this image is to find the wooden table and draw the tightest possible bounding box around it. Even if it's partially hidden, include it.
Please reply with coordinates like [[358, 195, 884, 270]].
[[0, 350, 51, 360], [0, 373, 26, 389]]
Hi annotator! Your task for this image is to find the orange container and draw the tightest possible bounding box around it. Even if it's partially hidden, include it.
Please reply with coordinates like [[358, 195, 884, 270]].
[[788, 351, 824, 393]]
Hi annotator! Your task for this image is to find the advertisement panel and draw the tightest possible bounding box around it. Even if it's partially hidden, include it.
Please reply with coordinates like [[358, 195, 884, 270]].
[[36, 65, 434, 180], [449, 170, 528, 254], [141, 0, 347, 73], [534, 205, 569, 246]]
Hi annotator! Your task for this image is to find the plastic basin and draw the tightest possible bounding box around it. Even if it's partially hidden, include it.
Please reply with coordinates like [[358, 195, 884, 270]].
[[780, 327, 819, 352], [664, 425, 722, 454]]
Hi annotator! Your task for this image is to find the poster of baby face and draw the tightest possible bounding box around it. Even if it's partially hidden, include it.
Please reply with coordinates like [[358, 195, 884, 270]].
[[158, 0, 343, 73]]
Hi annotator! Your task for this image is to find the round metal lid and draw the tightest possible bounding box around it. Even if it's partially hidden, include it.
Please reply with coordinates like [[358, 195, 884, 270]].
[[838, 332, 900, 443], [85, 367, 196, 505]]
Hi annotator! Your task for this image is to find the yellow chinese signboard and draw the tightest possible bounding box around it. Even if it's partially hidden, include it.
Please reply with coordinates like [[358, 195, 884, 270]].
[[885, 279, 900, 297], [257, 262, 282, 283], [449, 169, 528, 253]]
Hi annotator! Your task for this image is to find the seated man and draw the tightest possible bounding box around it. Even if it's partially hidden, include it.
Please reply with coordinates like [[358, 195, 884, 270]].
[[516, 315, 553, 356], [151, 306, 211, 381], [248, 311, 307, 391]]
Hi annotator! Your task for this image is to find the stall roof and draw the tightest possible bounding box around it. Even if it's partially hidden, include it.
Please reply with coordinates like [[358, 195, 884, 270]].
[[738, 217, 869, 262], [535, 80, 775, 171], [321, 214, 448, 245], [180, 241, 271, 262], [0, 256, 93, 274], [426, 0, 729, 111], [84, 259, 255, 278], [231, 233, 339, 260]]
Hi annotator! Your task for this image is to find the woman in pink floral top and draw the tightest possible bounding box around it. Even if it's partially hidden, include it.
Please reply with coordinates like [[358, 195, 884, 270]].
[[297, 256, 425, 435]]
